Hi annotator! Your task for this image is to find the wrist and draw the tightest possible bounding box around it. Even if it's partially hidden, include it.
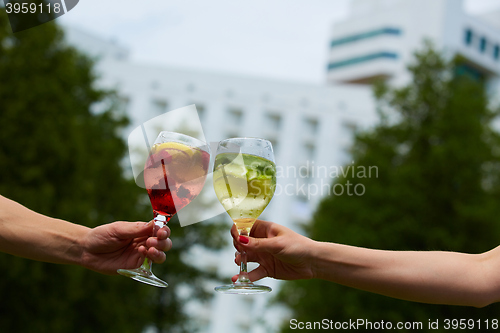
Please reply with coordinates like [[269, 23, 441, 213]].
[[309, 240, 338, 280], [61, 220, 89, 267], [309, 240, 323, 279]]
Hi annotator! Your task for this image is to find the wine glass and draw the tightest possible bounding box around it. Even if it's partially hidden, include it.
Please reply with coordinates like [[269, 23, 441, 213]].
[[118, 131, 210, 287], [213, 138, 276, 294]]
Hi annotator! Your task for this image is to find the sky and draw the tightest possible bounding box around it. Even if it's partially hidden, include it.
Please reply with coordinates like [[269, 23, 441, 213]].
[[59, 0, 500, 84]]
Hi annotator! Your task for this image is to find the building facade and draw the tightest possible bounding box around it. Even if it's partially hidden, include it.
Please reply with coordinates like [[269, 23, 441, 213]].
[[326, 0, 500, 90]]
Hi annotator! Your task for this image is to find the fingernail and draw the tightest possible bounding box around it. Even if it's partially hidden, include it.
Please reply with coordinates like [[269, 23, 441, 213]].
[[239, 236, 249, 244]]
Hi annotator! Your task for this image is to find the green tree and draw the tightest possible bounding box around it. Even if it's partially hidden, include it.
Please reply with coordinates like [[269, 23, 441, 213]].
[[277, 42, 500, 331], [0, 4, 224, 332]]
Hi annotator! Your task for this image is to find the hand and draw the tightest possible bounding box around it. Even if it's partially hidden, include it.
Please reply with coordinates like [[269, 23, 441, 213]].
[[231, 220, 316, 282], [80, 221, 172, 275]]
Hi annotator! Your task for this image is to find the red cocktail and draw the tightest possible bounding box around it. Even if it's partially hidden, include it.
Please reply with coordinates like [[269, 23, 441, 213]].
[[118, 132, 210, 287]]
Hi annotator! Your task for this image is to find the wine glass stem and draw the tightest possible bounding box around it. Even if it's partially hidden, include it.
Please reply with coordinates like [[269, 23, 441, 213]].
[[237, 250, 251, 283], [142, 257, 152, 271], [142, 212, 171, 273]]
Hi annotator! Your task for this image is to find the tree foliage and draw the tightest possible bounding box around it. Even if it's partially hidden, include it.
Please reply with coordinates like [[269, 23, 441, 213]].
[[0, 5, 224, 332], [277, 42, 500, 331]]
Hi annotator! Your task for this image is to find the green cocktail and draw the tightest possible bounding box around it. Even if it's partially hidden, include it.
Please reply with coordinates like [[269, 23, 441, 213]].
[[213, 153, 276, 236], [213, 138, 276, 294]]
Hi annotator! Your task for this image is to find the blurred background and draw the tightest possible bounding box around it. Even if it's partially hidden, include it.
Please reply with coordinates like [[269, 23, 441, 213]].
[[2, 0, 500, 332]]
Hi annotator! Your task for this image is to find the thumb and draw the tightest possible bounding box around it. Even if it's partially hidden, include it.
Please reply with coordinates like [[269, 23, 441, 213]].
[[112, 221, 154, 239]]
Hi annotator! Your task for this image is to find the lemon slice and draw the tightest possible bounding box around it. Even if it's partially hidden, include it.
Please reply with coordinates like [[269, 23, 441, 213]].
[[152, 142, 195, 157]]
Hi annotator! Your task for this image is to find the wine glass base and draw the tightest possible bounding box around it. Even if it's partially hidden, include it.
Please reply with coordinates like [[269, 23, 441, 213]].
[[214, 282, 272, 294], [117, 268, 168, 288]]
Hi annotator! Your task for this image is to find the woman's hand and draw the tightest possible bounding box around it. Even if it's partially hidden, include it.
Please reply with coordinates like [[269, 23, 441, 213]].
[[231, 220, 316, 282]]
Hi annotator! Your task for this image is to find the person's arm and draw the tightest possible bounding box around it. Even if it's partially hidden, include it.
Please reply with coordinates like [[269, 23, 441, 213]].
[[0, 194, 171, 274], [232, 220, 500, 307], [311, 242, 499, 307]]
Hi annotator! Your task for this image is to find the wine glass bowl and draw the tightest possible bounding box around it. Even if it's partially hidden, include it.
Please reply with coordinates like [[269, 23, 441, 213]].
[[118, 131, 210, 287], [213, 138, 276, 294]]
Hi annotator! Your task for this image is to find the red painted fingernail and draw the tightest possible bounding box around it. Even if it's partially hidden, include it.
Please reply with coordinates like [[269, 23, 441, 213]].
[[239, 236, 249, 244]]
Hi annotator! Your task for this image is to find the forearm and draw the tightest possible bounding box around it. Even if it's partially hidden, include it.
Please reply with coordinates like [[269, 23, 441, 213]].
[[0, 195, 88, 266], [310, 241, 496, 307]]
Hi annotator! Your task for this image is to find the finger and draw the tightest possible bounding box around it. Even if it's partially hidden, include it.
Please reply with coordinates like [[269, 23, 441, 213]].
[[146, 237, 172, 252], [234, 251, 242, 266], [233, 238, 242, 253], [249, 219, 271, 237], [234, 252, 259, 265], [156, 226, 171, 240], [147, 246, 167, 263], [138, 245, 148, 257], [112, 221, 154, 239], [237, 234, 275, 253], [231, 265, 269, 283], [248, 265, 269, 282], [230, 224, 239, 240]]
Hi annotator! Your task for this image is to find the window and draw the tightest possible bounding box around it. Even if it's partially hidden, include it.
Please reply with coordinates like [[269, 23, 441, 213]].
[[455, 63, 485, 81], [480, 37, 487, 53], [304, 117, 319, 136], [150, 98, 168, 114], [195, 104, 205, 121], [304, 143, 316, 161], [343, 120, 358, 133], [265, 112, 282, 131], [330, 27, 402, 48], [225, 131, 240, 139], [494, 45, 500, 61], [464, 28, 473, 46], [227, 108, 243, 126], [327, 52, 398, 70], [341, 120, 358, 145], [269, 138, 279, 155]]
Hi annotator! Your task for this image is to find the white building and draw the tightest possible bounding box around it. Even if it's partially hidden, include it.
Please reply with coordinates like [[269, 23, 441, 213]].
[[63, 0, 500, 332], [327, 0, 500, 90]]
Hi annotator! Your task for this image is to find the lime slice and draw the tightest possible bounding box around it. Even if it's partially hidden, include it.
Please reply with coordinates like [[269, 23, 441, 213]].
[[220, 163, 247, 178], [248, 178, 274, 196], [246, 169, 259, 181], [213, 176, 230, 198]]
